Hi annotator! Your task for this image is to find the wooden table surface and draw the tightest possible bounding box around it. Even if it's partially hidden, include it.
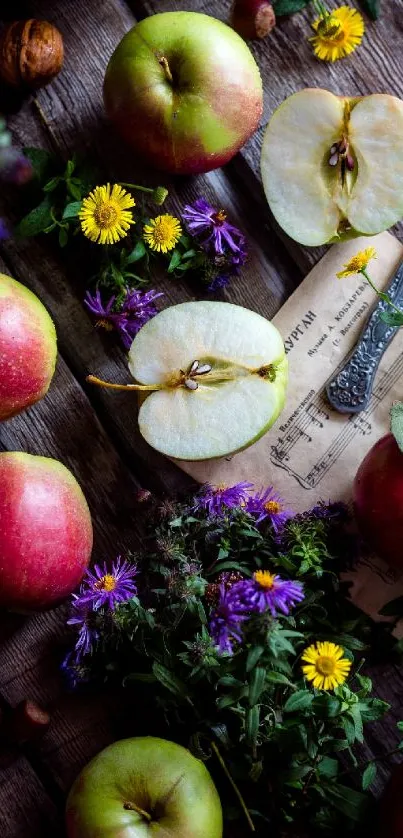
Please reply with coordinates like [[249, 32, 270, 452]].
[[1, 1, 403, 834]]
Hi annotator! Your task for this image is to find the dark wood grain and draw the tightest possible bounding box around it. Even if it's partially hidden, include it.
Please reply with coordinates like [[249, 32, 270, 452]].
[[0, 757, 61, 837]]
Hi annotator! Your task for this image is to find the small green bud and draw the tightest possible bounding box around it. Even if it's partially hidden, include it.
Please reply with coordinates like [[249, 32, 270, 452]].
[[152, 186, 169, 206]]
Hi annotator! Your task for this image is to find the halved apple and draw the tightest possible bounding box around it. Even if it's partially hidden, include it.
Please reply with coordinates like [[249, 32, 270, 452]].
[[261, 88, 403, 246], [89, 301, 287, 461]]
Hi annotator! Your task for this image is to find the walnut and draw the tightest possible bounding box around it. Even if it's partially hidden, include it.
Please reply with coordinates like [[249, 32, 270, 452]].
[[0, 19, 64, 90]]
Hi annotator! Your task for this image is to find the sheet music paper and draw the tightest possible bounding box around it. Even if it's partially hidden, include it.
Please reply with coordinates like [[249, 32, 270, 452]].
[[177, 232, 403, 628]]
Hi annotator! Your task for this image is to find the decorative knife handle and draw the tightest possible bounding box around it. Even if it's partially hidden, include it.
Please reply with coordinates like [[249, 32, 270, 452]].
[[326, 261, 403, 414]]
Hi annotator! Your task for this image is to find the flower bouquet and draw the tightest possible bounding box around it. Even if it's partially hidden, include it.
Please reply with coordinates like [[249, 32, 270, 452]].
[[63, 482, 402, 837]]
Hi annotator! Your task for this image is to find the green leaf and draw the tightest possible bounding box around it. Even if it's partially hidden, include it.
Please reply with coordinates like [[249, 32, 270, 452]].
[[62, 201, 82, 219], [320, 633, 367, 651], [152, 663, 189, 699], [312, 694, 342, 718], [67, 181, 83, 201], [266, 671, 295, 688], [249, 667, 266, 706], [362, 762, 377, 790], [359, 697, 389, 722], [58, 227, 68, 247], [359, 0, 380, 20], [168, 249, 182, 273], [245, 705, 260, 748], [379, 595, 403, 616], [15, 196, 53, 237], [317, 756, 339, 779], [66, 158, 75, 177], [380, 310, 403, 326], [273, 0, 311, 13], [348, 706, 364, 743], [123, 672, 157, 685], [397, 721, 403, 732], [126, 240, 146, 264], [284, 690, 314, 713], [325, 783, 369, 822], [23, 147, 54, 182], [246, 645, 264, 673], [43, 176, 61, 192], [391, 404, 403, 454]]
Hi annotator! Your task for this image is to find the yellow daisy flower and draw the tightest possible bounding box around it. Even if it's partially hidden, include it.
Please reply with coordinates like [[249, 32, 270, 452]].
[[143, 214, 182, 254], [336, 246, 377, 278], [79, 184, 135, 245], [302, 641, 352, 691], [310, 6, 365, 62]]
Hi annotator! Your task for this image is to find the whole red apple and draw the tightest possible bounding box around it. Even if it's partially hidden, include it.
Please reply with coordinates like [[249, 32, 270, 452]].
[[0, 274, 57, 421], [104, 11, 263, 175], [0, 452, 93, 611], [378, 763, 403, 837], [66, 736, 223, 838], [353, 432, 403, 570]]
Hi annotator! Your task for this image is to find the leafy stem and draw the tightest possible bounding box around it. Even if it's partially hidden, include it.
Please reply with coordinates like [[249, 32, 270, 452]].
[[211, 741, 256, 833]]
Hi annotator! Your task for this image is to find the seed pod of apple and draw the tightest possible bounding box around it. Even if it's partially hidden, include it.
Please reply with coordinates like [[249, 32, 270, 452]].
[[231, 0, 276, 39], [0, 19, 64, 90]]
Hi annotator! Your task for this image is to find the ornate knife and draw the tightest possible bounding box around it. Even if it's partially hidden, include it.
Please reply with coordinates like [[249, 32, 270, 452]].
[[326, 261, 403, 413]]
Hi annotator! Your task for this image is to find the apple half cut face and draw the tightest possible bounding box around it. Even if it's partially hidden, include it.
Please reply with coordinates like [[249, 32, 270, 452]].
[[261, 89, 403, 246], [127, 301, 288, 461]]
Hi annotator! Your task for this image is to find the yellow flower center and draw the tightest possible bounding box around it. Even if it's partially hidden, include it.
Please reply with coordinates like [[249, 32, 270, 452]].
[[317, 15, 343, 40], [216, 483, 227, 492], [95, 319, 114, 332], [264, 500, 281, 514], [213, 209, 227, 224], [93, 204, 118, 229], [95, 574, 116, 592], [316, 655, 336, 676], [254, 570, 276, 589]]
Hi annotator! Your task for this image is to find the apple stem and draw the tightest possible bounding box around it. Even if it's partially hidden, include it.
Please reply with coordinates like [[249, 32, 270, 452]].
[[86, 375, 164, 392], [211, 741, 256, 832], [158, 55, 173, 84], [123, 801, 152, 822]]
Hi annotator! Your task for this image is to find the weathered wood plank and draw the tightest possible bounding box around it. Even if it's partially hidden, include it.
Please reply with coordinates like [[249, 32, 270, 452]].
[[0, 756, 61, 836]]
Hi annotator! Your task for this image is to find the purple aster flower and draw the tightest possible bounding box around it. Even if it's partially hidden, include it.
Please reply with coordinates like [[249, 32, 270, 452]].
[[75, 557, 137, 611], [0, 218, 10, 241], [209, 584, 249, 655], [61, 652, 90, 691], [207, 274, 230, 293], [67, 598, 98, 661], [193, 481, 253, 517], [245, 486, 293, 532], [232, 571, 304, 617], [84, 287, 163, 349], [182, 198, 247, 262], [0, 149, 33, 185]]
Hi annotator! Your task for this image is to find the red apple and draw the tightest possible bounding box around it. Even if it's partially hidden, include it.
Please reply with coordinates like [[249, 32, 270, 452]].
[[0, 452, 93, 610], [104, 11, 263, 175], [0, 274, 57, 421], [66, 737, 223, 838], [378, 763, 403, 837], [353, 433, 403, 570]]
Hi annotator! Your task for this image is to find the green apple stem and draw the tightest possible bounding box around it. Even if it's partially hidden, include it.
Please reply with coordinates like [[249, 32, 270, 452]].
[[158, 55, 173, 84], [123, 801, 152, 821], [211, 742, 256, 833]]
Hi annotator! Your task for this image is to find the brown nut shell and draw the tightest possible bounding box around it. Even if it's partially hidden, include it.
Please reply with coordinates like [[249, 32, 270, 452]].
[[0, 19, 64, 90]]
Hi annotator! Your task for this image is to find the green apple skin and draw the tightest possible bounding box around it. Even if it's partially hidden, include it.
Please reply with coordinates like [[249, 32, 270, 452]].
[[104, 12, 263, 175], [0, 452, 93, 611], [66, 737, 223, 838], [0, 274, 57, 420]]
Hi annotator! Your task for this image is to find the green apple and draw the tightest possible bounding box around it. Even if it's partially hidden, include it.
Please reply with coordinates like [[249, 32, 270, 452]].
[[65, 737, 223, 838], [88, 301, 288, 460], [261, 89, 403, 246], [104, 11, 263, 175], [0, 273, 57, 420]]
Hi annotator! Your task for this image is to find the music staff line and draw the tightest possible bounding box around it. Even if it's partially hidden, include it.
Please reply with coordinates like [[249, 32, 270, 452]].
[[270, 349, 403, 489]]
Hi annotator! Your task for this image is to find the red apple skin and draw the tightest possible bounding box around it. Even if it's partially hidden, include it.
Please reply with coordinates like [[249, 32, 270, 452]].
[[0, 274, 57, 421], [104, 11, 263, 175], [0, 452, 93, 611], [378, 763, 403, 837], [353, 433, 403, 570], [66, 737, 223, 838]]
